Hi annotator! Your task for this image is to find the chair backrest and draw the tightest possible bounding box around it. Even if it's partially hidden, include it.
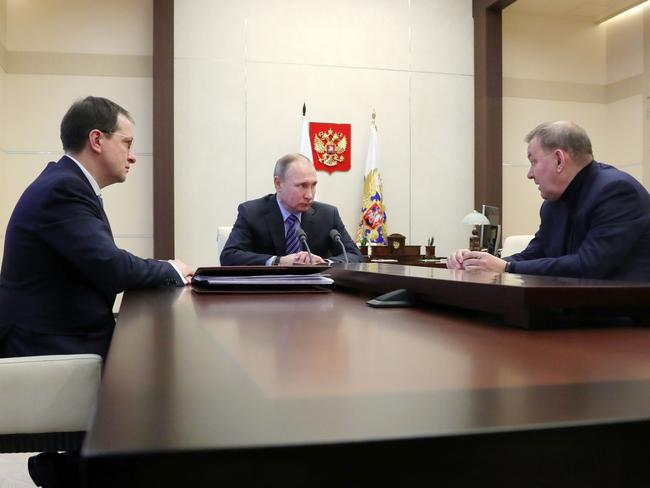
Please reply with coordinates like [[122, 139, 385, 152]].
[[0, 354, 102, 453], [216, 226, 233, 265], [501, 235, 534, 258]]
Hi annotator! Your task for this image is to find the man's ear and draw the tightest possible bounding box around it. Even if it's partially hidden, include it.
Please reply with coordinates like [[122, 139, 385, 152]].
[[555, 149, 567, 172], [273, 175, 281, 191], [88, 129, 103, 154]]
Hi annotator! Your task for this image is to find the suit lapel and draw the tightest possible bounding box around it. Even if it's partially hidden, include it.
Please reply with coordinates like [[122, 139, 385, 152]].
[[265, 197, 286, 254], [59, 156, 113, 231], [301, 206, 317, 239]]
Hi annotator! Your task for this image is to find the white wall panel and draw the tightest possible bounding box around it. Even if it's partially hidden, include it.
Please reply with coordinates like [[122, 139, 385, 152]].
[[503, 12, 606, 85], [0, 63, 6, 245], [5, 75, 153, 153], [174, 58, 247, 265], [410, 0, 473, 75], [1, 3, 7, 268], [6, 0, 152, 55], [175, 0, 246, 61], [606, 9, 644, 83], [410, 72, 474, 256], [0, 0, 6, 47], [602, 95, 643, 166], [245, 0, 411, 70]]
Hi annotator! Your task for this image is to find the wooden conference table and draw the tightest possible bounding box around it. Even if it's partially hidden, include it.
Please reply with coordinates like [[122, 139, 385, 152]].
[[83, 264, 650, 487]]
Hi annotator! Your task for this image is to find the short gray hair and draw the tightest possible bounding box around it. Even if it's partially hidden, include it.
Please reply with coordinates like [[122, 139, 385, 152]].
[[525, 121, 593, 160], [273, 153, 310, 180]]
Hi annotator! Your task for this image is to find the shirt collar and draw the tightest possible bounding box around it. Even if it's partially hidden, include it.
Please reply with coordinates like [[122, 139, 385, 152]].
[[560, 160, 595, 206], [65, 154, 102, 198], [275, 194, 301, 222]]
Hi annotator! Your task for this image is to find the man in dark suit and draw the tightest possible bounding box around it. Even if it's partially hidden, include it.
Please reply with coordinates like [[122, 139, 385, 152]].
[[0, 96, 194, 361], [0, 97, 195, 487], [220, 153, 362, 265], [447, 121, 650, 281]]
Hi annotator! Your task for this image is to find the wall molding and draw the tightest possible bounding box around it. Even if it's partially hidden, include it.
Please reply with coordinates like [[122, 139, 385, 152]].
[[0, 233, 154, 240], [503, 160, 642, 168], [1, 149, 153, 157], [4, 50, 151, 77], [504, 75, 644, 104], [606, 74, 644, 103]]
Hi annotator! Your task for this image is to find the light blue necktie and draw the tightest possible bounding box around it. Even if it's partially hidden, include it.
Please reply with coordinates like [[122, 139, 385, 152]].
[[285, 214, 302, 254]]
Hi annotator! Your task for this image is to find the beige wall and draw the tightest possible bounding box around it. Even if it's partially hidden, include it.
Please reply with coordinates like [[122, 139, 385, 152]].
[[503, 8, 648, 239], [0, 0, 154, 274], [175, 0, 475, 265], [0, 0, 7, 264], [0, 0, 5, 48], [603, 8, 645, 183], [0, 62, 6, 268]]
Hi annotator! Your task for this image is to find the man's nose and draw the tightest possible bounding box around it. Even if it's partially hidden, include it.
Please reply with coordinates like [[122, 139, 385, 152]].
[[526, 167, 533, 179]]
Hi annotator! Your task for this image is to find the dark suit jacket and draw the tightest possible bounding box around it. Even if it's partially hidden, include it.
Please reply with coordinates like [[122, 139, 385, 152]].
[[220, 194, 362, 265], [0, 156, 184, 359], [505, 161, 650, 281]]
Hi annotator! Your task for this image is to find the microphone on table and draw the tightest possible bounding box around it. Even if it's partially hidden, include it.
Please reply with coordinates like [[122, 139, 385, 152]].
[[296, 227, 313, 264], [329, 229, 348, 264]]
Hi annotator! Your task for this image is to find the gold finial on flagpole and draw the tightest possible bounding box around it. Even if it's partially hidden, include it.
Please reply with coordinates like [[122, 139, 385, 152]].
[[371, 109, 377, 131]]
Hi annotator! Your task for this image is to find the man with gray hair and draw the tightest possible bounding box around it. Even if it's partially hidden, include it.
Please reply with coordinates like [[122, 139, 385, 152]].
[[221, 153, 362, 265], [448, 121, 650, 281]]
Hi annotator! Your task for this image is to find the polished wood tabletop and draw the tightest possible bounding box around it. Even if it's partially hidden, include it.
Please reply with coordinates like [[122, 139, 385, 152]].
[[331, 263, 650, 327], [84, 286, 650, 449], [82, 268, 650, 486]]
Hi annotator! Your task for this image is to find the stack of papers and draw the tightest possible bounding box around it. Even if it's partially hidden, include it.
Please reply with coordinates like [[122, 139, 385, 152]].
[[193, 273, 333, 286]]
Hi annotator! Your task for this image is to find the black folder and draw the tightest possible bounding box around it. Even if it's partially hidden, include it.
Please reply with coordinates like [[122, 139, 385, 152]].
[[191, 265, 332, 294]]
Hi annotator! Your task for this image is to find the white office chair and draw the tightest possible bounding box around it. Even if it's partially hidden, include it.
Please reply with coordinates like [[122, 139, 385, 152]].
[[500, 235, 534, 258], [216, 226, 233, 265], [0, 354, 102, 452]]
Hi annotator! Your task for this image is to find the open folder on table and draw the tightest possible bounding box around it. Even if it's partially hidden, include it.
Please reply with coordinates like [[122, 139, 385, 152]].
[[191, 265, 333, 293]]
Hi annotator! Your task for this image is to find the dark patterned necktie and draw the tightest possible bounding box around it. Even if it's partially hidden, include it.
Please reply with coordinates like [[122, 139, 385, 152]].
[[285, 214, 302, 254]]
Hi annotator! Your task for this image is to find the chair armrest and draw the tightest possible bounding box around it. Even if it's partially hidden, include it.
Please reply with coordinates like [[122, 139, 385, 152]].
[[0, 354, 102, 435]]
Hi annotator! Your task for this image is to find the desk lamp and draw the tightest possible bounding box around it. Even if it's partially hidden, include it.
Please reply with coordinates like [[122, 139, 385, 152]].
[[461, 210, 490, 251]]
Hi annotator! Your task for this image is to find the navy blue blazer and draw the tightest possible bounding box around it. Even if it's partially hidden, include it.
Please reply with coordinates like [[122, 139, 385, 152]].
[[0, 156, 184, 359], [505, 161, 650, 281], [220, 194, 362, 265]]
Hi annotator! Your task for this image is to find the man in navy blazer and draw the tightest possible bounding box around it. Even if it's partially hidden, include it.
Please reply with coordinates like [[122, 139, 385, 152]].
[[0, 96, 194, 361], [448, 121, 650, 281], [220, 153, 362, 266]]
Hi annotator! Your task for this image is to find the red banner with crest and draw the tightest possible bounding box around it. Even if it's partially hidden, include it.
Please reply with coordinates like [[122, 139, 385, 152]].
[[308, 122, 351, 173]]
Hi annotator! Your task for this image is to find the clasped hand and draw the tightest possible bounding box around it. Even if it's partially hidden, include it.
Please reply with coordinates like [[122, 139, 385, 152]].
[[447, 249, 507, 272], [279, 251, 326, 265]]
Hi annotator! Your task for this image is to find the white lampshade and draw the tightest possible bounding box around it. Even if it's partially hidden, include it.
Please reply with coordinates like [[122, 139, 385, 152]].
[[461, 210, 490, 226]]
